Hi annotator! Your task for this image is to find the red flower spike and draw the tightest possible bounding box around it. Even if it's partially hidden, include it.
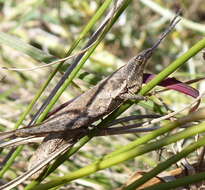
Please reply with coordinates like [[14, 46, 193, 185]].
[[143, 73, 199, 98]]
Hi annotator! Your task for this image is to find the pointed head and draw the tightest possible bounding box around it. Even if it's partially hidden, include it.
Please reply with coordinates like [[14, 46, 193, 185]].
[[124, 48, 153, 93]]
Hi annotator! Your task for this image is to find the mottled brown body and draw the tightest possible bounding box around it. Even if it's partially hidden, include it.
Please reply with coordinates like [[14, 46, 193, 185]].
[[17, 56, 145, 136]]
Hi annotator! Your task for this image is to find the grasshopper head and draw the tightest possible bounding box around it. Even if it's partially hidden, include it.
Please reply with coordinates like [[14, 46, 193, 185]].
[[133, 48, 153, 67]]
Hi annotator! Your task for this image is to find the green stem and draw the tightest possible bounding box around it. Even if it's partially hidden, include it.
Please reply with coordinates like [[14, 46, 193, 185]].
[[0, 146, 23, 177]]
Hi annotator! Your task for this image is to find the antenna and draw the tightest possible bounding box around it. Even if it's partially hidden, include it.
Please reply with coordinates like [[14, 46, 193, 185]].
[[150, 12, 181, 51]]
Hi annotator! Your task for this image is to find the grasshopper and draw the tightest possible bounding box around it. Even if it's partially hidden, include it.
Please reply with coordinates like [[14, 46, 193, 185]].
[[0, 15, 180, 189]]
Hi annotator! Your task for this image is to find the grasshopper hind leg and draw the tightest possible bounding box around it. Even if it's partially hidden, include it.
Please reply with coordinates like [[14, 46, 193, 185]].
[[28, 132, 76, 179]]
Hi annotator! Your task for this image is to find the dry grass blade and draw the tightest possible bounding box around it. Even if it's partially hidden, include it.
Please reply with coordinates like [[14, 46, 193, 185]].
[[0, 40, 97, 71], [0, 142, 73, 190], [0, 136, 43, 148]]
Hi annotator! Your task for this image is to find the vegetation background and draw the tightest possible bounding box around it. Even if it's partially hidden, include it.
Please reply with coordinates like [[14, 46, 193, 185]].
[[0, 0, 205, 189]]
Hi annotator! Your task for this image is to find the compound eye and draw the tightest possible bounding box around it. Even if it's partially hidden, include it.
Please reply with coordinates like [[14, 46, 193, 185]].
[[135, 55, 144, 63]]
